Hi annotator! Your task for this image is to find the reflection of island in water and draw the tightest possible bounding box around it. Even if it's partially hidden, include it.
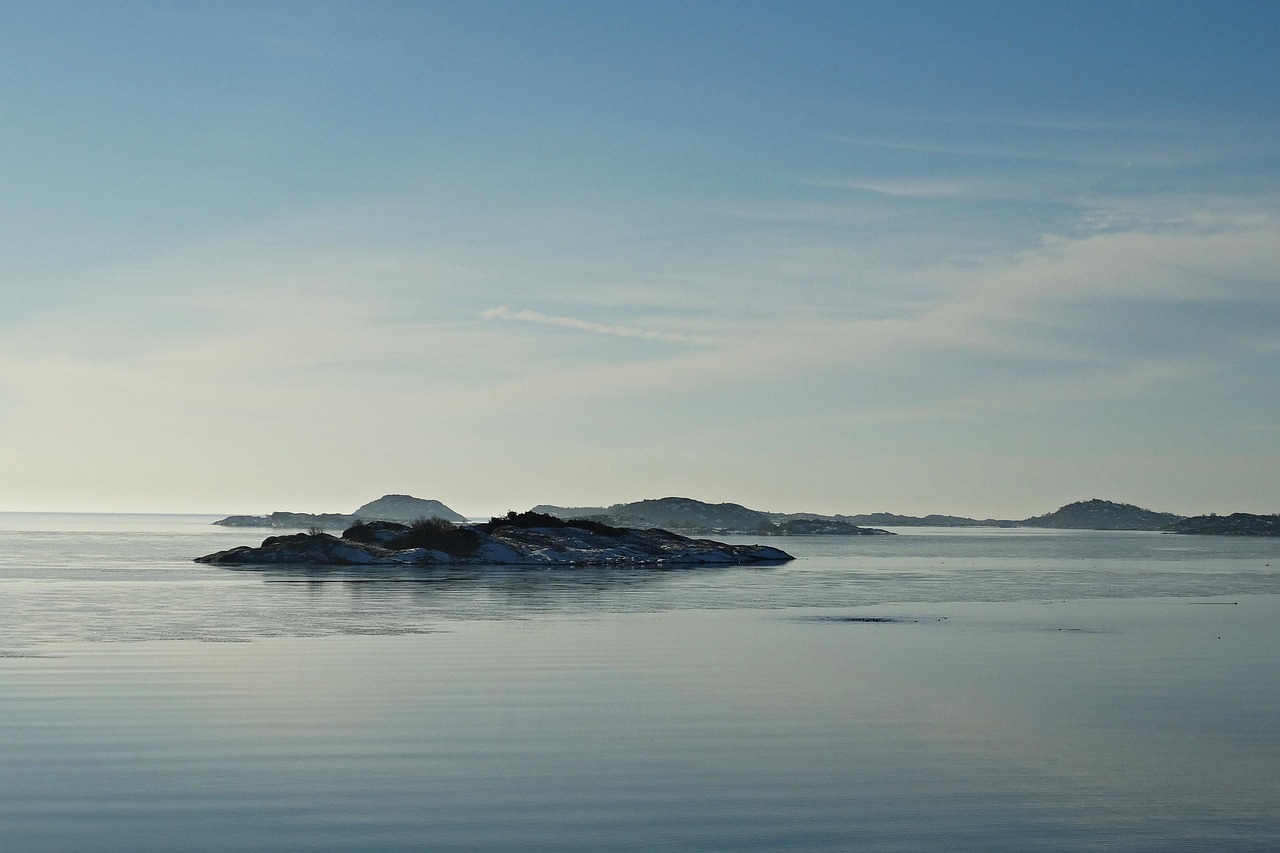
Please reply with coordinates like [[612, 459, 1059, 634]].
[[215, 554, 789, 623], [244, 562, 724, 608], [197, 512, 794, 568]]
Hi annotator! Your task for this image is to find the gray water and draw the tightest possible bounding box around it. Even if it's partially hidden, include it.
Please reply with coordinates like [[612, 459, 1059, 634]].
[[1, 514, 1278, 851]]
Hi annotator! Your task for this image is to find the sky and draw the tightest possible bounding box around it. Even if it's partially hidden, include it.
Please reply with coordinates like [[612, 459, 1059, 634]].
[[1, 1, 1278, 518]]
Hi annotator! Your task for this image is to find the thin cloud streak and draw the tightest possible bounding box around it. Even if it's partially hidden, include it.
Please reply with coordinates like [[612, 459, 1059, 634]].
[[481, 306, 714, 346], [810, 178, 997, 200], [826, 132, 1255, 170]]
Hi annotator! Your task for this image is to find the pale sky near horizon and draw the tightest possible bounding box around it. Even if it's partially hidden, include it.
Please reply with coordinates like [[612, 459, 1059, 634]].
[[2, 1, 1278, 518]]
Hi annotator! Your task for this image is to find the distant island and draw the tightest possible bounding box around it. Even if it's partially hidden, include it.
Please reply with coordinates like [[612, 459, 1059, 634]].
[[214, 494, 467, 529], [197, 511, 794, 567], [216, 494, 894, 536], [1167, 513, 1280, 536], [1019, 500, 1278, 536], [531, 497, 894, 536], [540, 494, 1039, 527], [540, 497, 1278, 536], [818, 499, 1181, 531], [1017, 498, 1183, 531], [213, 495, 1279, 538], [532, 496, 1190, 533]]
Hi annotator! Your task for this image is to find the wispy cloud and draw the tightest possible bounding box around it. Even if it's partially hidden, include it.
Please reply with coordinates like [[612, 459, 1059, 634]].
[[826, 129, 1253, 170], [809, 178, 994, 200], [481, 306, 713, 345]]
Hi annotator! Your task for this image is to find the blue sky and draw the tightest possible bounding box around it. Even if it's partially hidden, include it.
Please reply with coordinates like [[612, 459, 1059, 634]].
[[1, 1, 1278, 517]]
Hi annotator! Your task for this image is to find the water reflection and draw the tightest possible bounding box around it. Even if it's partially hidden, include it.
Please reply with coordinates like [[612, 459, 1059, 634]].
[[255, 561, 768, 617], [2, 518, 1279, 850], [4, 600, 1278, 852]]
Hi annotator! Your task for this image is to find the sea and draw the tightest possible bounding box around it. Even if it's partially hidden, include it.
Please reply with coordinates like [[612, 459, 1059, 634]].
[[1, 513, 1277, 852]]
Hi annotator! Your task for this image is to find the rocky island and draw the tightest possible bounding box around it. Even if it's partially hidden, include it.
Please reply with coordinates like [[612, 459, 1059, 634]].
[[197, 511, 794, 567]]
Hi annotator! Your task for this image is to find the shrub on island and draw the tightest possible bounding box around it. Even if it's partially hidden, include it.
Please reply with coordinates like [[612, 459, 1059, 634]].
[[479, 510, 627, 537], [343, 517, 481, 557]]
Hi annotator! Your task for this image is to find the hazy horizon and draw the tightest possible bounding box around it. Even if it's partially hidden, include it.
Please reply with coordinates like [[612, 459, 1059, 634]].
[[0, 492, 1255, 524], [3, 2, 1278, 519]]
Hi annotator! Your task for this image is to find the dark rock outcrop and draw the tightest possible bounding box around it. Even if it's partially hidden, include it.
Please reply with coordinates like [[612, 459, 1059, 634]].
[[196, 516, 794, 567]]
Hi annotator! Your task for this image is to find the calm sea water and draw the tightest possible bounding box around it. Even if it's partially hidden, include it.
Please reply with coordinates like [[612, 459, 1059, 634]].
[[1, 514, 1277, 851]]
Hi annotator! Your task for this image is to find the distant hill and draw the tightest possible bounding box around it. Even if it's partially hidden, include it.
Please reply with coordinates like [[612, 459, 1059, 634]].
[[214, 494, 466, 529], [533, 497, 892, 536], [534, 497, 774, 534], [351, 495, 467, 524], [1168, 513, 1280, 536], [1017, 499, 1183, 531]]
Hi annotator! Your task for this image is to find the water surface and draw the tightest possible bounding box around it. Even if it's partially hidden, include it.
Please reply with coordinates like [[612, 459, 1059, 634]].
[[1, 515, 1277, 850]]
